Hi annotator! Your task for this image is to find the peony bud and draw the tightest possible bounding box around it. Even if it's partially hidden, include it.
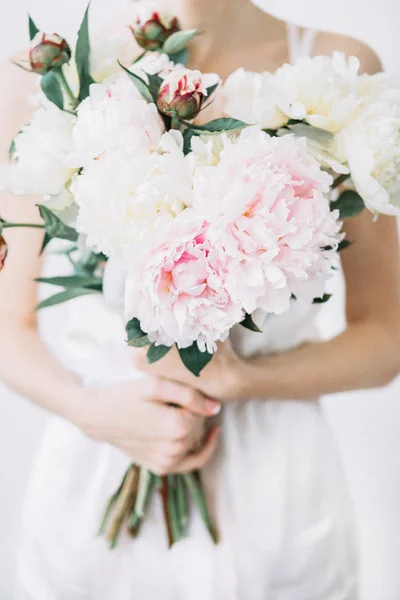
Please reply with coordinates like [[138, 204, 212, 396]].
[[130, 10, 180, 51], [157, 68, 210, 120], [0, 236, 7, 272], [29, 32, 72, 75]]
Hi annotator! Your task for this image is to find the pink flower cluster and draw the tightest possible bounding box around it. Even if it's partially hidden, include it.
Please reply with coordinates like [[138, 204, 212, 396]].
[[125, 128, 341, 352]]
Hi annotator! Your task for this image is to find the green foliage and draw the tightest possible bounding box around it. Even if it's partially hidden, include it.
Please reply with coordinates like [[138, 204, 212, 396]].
[[331, 190, 365, 219], [28, 14, 40, 40], [40, 71, 64, 110], [147, 343, 172, 363], [240, 313, 262, 333], [75, 3, 95, 101], [162, 30, 198, 55], [338, 239, 352, 252], [182, 129, 199, 155], [36, 287, 99, 310], [37, 205, 78, 242], [35, 275, 102, 290], [118, 61, 153, 103], [205, 82, 219, 99], [178, 343, 212, 377], [313, 293, 332, 304], [126, 317, 149, 348], [186, 118, 249, 133], [167, 48, 189, 66]]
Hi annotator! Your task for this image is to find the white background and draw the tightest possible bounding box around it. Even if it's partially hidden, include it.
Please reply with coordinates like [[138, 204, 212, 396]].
[[0, 1, 400, 599]]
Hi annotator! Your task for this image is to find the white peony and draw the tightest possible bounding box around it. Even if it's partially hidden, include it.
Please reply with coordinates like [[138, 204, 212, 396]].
[[65, 75, 164, 169], [335, 100, 400, 215], [90, 34, 132, 84], [72, 131, 194, 256], [272, 52, 360, 132], [132, 51, 176, 79], [222, 68, 288, 129], [0, 103, 76, 208], [356, 72, 400, 103]]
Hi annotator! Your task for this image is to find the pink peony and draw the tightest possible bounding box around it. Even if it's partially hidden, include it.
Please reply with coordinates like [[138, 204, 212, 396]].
[[125, 211, 244, 352], [192, 128, 341, 313]]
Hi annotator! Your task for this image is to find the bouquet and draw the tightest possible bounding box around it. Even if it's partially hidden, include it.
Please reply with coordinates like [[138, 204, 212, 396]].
[[1, 3, 399, 548]]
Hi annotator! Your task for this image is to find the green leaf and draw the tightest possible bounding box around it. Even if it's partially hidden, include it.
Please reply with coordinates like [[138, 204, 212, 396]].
[[37, 205, 79, 242], [8, 138, 16, 160], [147, 73, 163, 102], [36, 287, 99, 310], [167, 48, 189, 66], [126, 317, 149, 348], [75, 3, 95, 102], [186, 117, 249, 133], [39, 232, 51, 255], [147, 343, 172, 363], [240, 313, 262, 333], [28, 14, 40, 40], [118, 61, 152, 103], [40, 71, 64, 110], [35, 275, 102, 289], [162, 29, 198, 55], [206, 82, 219, 99], [175, 475, 188, 538], [178, 343, 212, 377], [313, 293, 332, 304], [182, 129, 199, 155], [331, 190, 365, 219], [183, 473, 218, 544], [167, 476, 183, 544], [338, 239, 352, 252]]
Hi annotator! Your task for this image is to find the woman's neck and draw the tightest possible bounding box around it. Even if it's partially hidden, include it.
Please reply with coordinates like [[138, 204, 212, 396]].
[[155, 0, 286, 72], [157, 0, 241, 33]]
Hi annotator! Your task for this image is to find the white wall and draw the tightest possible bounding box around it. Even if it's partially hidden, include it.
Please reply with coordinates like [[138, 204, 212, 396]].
[[0, 1, 399, 599]]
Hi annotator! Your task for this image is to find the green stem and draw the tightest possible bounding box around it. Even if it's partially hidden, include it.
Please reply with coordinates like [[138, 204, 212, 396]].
[[171, 116, 181, 130], [133, 50, 148, 64], [2, 222, 44, 229], [55, 67, 77, 108], [331, 173, 350, 190], [183, 472, 218, 544]]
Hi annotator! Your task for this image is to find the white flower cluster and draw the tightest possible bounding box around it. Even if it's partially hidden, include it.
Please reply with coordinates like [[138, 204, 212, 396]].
[[124, 127, 341, 351], [0, 103, 76, 210], [222, 53, 400, 215]]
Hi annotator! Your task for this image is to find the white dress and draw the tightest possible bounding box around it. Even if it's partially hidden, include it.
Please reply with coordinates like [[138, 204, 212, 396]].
[[16, 26, 358, 600]]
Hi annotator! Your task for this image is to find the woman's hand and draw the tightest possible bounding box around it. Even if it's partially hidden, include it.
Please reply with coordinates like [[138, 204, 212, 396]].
[[131, 341, 247, 402], [74, 375, 221, 475]]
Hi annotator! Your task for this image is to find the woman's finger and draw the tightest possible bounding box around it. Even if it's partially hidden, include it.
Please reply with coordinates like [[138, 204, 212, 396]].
[[173, 426, 221, 474]]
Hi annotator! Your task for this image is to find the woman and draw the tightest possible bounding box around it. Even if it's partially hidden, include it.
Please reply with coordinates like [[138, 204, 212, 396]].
[[1, 1, 399, 598]]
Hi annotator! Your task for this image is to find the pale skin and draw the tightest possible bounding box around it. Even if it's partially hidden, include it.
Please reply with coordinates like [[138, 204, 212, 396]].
[[0, 0, 399, 476]]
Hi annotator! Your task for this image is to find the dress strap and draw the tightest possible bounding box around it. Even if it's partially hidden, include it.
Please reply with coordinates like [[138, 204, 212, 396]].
[[286, 23, 317, 63]]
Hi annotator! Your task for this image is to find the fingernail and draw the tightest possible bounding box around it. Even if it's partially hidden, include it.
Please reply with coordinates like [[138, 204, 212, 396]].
[[204, 399, 221, 415]]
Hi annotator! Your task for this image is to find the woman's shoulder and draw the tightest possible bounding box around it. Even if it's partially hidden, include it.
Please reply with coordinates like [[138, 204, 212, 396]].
[[313, 30, 383, 74], [0, 54, 39, 154]]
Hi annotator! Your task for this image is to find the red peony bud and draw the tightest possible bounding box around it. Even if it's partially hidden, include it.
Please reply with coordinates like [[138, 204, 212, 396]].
[[157, 68, 211, 120], [0, 236, 8, 272], [29, 32, 72, 75], [130, 10, 180, 51]]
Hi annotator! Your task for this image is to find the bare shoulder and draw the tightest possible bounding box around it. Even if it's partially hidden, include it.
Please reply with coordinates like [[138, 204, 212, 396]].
[[0, 55, 39, 157], [313, 31, 383, 74]]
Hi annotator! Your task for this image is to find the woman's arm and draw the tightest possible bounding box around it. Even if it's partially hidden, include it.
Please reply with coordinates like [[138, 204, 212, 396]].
[[0, 60, 220, 475]]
